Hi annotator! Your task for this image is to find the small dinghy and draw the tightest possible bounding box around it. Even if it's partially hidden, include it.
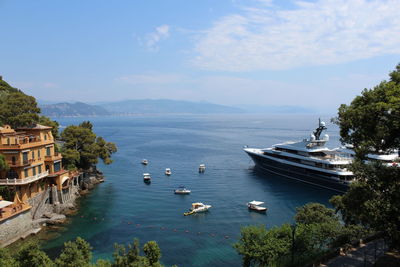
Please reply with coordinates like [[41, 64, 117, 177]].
[[174, 186, 191, 194], [165, 168, 172, 176], [247, 200, 267, 212], [142, 159, 148, 165]]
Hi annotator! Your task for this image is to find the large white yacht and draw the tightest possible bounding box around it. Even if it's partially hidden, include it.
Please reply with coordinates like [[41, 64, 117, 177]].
[[244, 120, 395, 193]]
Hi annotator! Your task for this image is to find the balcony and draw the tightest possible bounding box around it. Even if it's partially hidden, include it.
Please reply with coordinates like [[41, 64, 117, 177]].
[[6, 159, 34, 167], [0, 138, 53, 150], [44, 152, 62, 162], [0, 171, 49, 185]]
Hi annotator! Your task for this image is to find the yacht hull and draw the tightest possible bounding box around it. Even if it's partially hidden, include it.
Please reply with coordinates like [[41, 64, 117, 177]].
[[245, 151, 348, 193]]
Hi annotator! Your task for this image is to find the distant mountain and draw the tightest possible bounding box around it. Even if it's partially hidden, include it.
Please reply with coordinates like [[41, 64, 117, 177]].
[[100, 99, 244, 114], [236, 105, 316, 114], [40, 102, 111, 117]]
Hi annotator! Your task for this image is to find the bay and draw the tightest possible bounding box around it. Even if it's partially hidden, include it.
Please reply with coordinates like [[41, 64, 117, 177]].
[[42, 114, 339, 266]]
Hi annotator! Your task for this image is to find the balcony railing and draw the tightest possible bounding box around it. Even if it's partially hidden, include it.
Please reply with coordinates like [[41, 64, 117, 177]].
[[6, 159, 34, 167], [0, 171, 49, 185], [44, 152, 62, 161]]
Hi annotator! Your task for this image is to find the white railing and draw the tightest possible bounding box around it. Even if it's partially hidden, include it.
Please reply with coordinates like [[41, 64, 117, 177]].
[[0, 171, 49, 185]]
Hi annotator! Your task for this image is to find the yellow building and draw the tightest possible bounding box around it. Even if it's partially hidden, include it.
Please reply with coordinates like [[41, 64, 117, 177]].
[[0, 124, 71, 210]]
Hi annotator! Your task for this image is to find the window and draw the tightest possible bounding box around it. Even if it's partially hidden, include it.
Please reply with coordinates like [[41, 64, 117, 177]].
[[38, 149, 41, 158], [31, 151, 35, 160], [38, 165, 42, 173], [46, 147, 51, 156], [54, 162, 61, 172], [44, 134, 47, 140], [24, 169, 29, 178], [32, 167, 36, 176], [23, 152, 28, 164], [12, 156, 16, 165]]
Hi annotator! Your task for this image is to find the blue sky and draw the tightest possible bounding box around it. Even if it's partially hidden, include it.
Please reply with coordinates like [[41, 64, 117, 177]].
[[1, 0, 399, 113]]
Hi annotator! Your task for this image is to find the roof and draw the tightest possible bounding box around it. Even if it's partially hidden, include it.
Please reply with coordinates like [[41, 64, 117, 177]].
[[17, 124, 52, 130], [0, 200, 13, 209], [248, 201, 264, 205]]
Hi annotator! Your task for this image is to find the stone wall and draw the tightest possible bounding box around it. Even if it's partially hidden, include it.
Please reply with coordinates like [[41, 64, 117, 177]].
[[0, 210, 35, 247], [0, 172, 100, 247]]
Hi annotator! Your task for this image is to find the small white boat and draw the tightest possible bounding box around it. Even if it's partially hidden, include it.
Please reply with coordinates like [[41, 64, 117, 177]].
[[198, 164, 206, 173], [247, 200, 267, 212], [143, 173, 151, 183], [184, 202, 211, 216], [165, 168, 172, 176], [174, 186, 191, 194], [142, 159, 148, 165]]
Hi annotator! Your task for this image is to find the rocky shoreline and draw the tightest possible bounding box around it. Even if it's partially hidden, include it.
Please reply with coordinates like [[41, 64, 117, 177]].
[[0, 168, 105, 248]]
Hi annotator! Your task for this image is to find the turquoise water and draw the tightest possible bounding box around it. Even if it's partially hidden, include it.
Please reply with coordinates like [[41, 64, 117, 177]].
[[42, 114, 339, 266]]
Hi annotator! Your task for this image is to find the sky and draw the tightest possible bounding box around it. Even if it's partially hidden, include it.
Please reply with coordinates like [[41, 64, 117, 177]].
[[1, 0, 400, 113]]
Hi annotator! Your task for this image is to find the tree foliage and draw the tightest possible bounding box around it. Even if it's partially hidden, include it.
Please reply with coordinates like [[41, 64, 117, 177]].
[[0, 78, 59, 134], [55, 237, 92, 267], [330, 63, 400, 249], [330, 163, 400, 248], [15, 242, 53, 267], [333, 63, 400, 157], [0, 154, 9, 172], [60, 121, 117, 170]]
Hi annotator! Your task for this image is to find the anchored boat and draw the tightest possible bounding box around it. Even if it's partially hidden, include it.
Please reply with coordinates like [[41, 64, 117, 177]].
[[143, 173, 151, 183], [198, 164, 206, 173], [141, 159, 148, 165], [174, 186, 191, 194], [184, 202, 211, 216], [247, 200, 267, 212], [165, 168, 172, 176]]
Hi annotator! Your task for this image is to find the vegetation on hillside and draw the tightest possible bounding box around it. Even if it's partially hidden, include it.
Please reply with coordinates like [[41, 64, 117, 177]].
[[0, 237, 167, 267]]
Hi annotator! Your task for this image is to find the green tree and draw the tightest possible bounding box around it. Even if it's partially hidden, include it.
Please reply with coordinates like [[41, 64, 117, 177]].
[[60, 122, 117, 170], [16, 242, 53, 267], [55, 237, 92, 267], [0, 154, 9, 172], [234, 224, 291, 267], [0, 248, 18, 267], [0, 91, 41, 129], [330, 163, 400, 248], [143, 241, 161, 266], [295, 203, 338, 225], [333, 63, 400, 158]]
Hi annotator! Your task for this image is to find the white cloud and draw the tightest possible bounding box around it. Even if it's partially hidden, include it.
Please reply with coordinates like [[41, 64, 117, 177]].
[[144, 24, 170, 50], [192, 0, 400, 71]]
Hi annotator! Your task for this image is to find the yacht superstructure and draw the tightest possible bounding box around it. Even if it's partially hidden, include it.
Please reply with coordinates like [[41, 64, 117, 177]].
[[244, 120, 354, 193]]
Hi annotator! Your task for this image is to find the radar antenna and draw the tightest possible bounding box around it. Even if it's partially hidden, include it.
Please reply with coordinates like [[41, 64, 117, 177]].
[[313, 118, 327, 140]]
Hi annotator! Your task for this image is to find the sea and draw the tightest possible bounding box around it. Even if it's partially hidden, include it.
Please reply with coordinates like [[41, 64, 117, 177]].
[[40, 114, 340, 267]]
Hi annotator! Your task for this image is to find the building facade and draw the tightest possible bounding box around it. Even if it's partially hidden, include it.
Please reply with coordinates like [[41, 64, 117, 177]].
[[0, 124, 71, 220]]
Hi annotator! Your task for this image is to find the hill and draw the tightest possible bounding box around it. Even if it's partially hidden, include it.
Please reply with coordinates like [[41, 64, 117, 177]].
[[101, 99, 244, 114], [40, 102, 111, 117]]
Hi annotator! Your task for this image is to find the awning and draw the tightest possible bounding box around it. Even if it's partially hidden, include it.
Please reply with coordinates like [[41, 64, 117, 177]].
[[0, 200, 13, 209]]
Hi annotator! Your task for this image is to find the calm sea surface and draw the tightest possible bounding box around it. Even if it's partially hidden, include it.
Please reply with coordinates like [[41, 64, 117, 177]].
[[41, 114, 340, 266]]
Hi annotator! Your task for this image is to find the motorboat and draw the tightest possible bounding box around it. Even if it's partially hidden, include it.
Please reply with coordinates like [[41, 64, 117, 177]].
[[198, 164, 206, 173], [143, 173, 151, 183], [165, 168, 172, 176], [247, 200, 267, 212], [141, 159, 148, 165], [174, 186, 191, 194], [184, 202, 211, 216]]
